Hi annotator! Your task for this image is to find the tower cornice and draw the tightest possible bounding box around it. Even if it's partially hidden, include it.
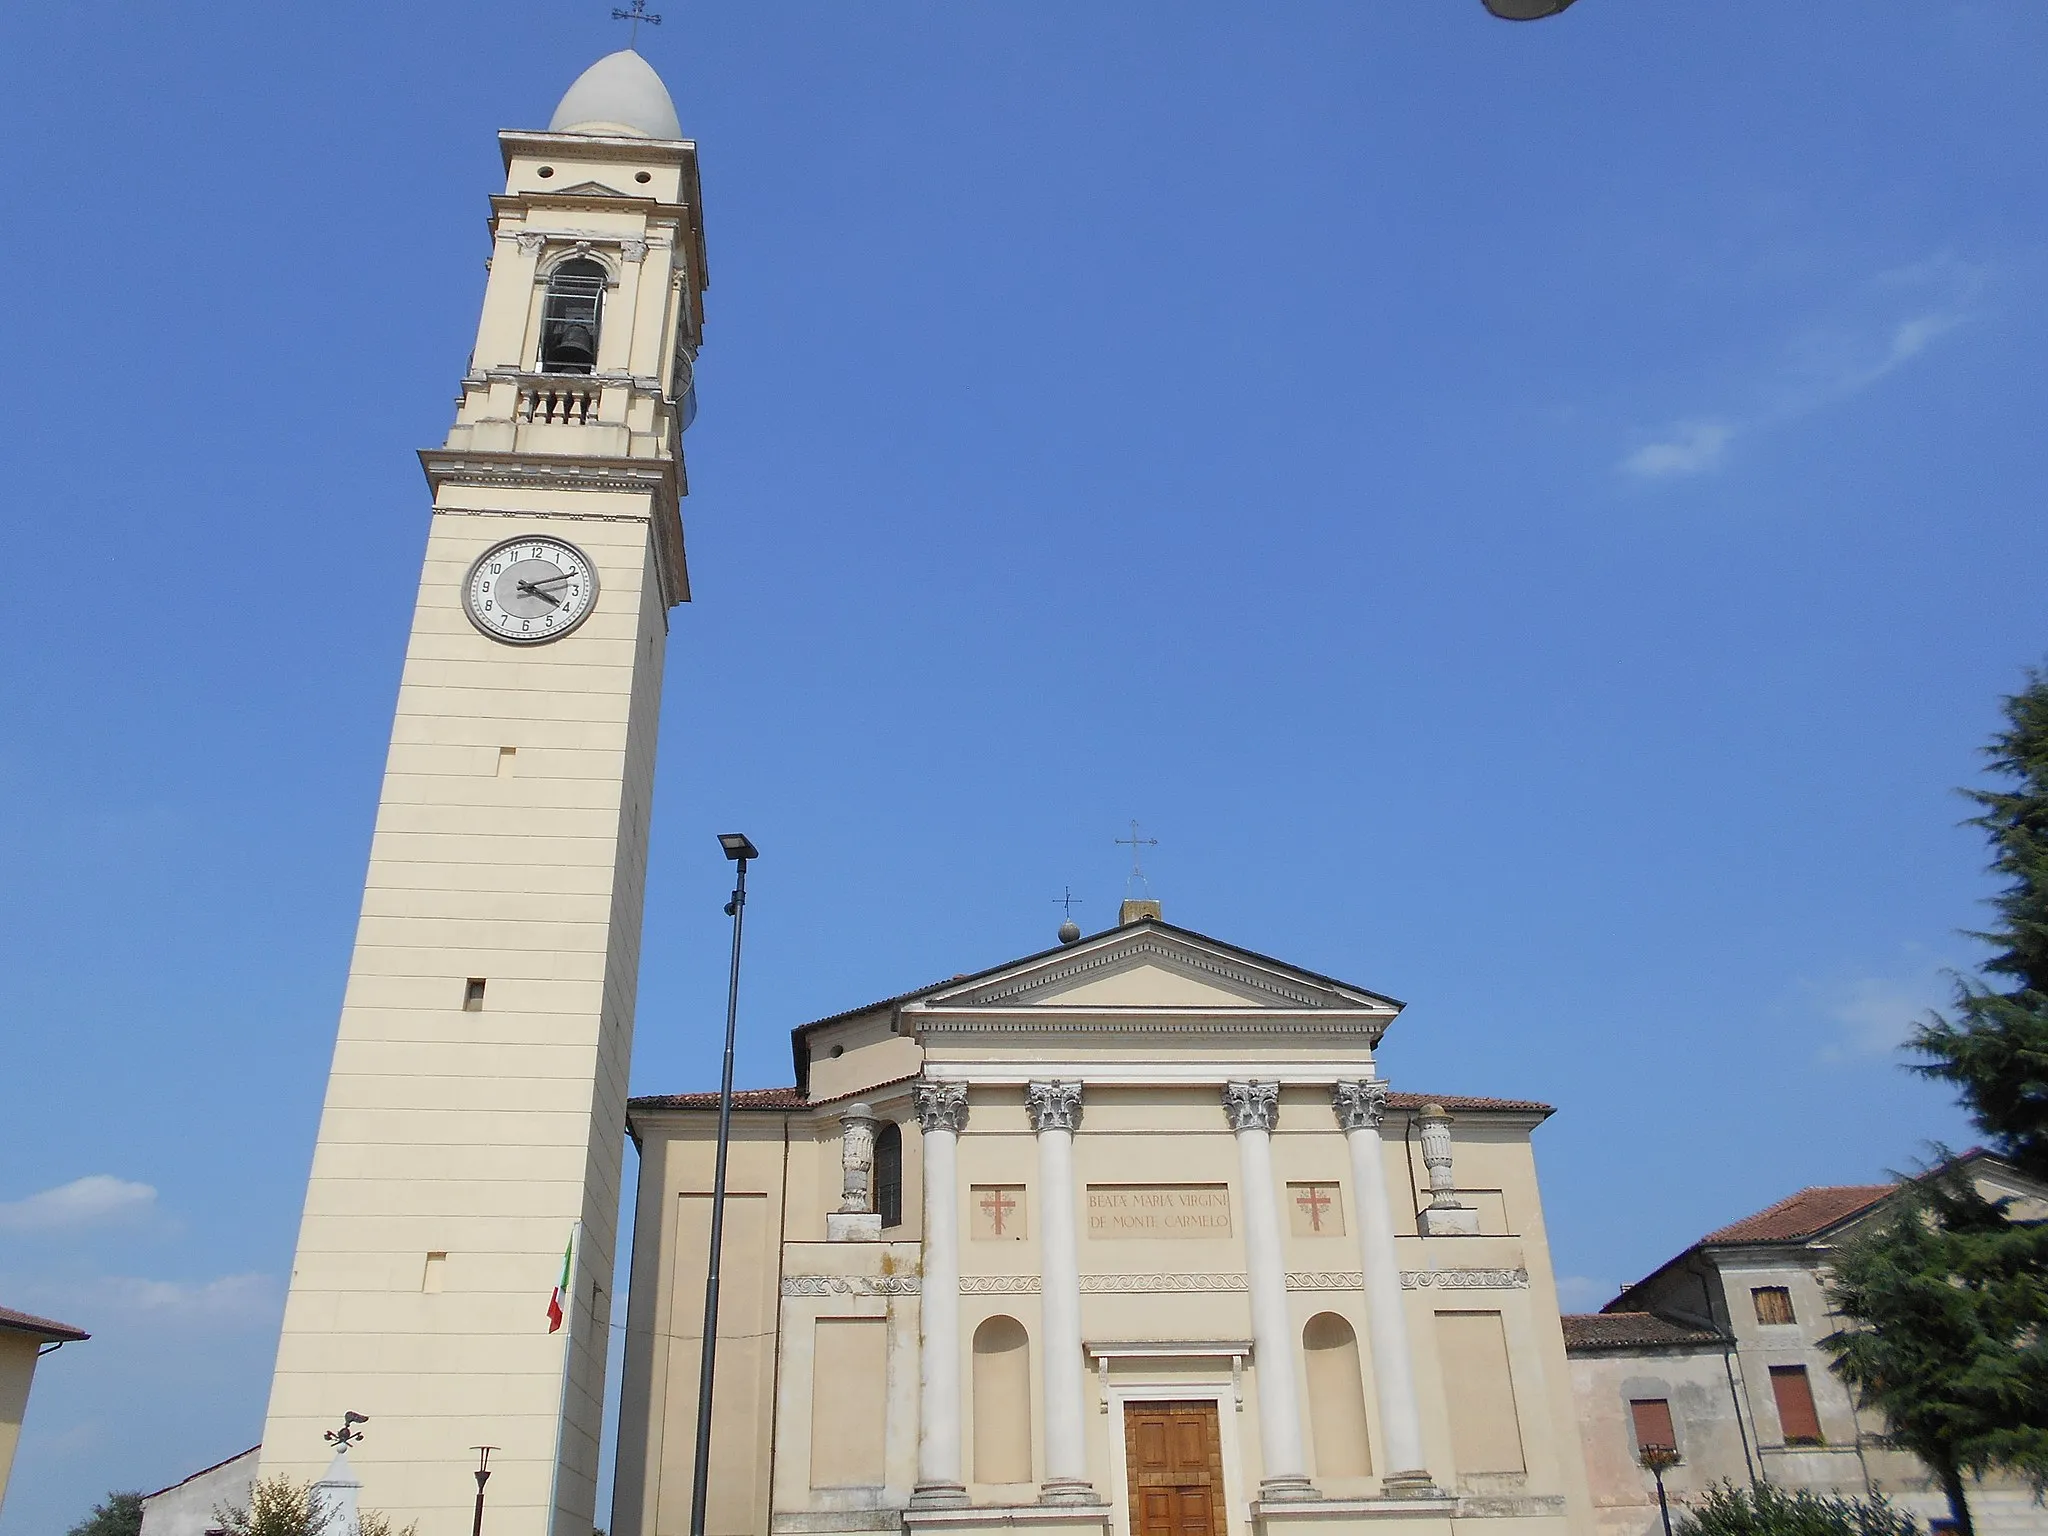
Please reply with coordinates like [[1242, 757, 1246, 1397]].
[[418, 447, 689, 605]]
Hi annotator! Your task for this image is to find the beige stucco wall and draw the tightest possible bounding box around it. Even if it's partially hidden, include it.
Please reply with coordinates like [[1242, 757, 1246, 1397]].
[[0, 1333, 40, 1520]]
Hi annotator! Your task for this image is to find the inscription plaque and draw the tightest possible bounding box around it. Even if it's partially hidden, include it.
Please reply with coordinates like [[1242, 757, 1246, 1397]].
[[1087, 1184, 1232, 1239]]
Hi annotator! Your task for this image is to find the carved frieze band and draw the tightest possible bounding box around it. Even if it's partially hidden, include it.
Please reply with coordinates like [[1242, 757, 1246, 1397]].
[[782, 1268, 1534, 1298], [960, 1275, 1041, 1294], [1402, 1266, 1529, 1290], [782, 1274, 921, 1297]]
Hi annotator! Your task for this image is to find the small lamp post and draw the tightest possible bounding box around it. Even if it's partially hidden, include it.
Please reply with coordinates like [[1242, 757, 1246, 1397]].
[[468, 1449, 497, 1536], [689, 834, 758, 1536], [1639, 1443, 1682, 1536]]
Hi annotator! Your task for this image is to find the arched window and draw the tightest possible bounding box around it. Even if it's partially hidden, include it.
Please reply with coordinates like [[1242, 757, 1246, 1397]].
[[874, 1122, 903, 1228], [972, 1316, 1032, 1483], [1303, 1312, 1372, 1477], [539, 258, 607, 374]]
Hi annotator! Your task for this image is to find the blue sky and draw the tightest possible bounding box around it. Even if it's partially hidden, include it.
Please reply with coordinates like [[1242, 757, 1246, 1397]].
[[3, 2, 2045, 1531]]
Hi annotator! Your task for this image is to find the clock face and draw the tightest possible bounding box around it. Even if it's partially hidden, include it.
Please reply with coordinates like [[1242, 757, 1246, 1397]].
[[463, 535, 599, 645]]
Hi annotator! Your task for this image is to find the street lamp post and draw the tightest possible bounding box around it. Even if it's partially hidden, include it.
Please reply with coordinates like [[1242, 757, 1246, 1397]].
[[469, 1446, 496, 1536], [688, 833, 759, 1536], [1639, 1444, 1682, 1536]]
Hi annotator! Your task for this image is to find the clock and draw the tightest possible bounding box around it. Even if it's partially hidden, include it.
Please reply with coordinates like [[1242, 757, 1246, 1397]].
[[462, 534, 599, 644]]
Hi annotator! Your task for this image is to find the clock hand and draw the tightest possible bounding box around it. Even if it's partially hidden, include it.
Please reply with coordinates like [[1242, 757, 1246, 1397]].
[[516, 580, 564, 608], [526, 572, 580, 589]]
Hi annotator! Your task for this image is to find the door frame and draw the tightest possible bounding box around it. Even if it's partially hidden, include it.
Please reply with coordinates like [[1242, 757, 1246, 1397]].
[[1108, 1386, 1248, 1536]]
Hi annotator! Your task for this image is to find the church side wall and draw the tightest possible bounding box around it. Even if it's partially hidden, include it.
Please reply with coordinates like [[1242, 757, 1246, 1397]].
[[617, 1114, 789, 1536]]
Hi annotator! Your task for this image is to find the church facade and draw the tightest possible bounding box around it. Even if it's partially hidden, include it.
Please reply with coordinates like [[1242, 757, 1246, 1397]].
[[615, 908, 1595, 1536]]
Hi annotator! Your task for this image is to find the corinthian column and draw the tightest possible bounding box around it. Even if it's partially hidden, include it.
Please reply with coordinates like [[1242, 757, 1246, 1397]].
[[1331, 1080, 1436, 1496], [911, 1081, 970, 1509], [1223, 1081, 1316, 1502], [1026, 1080, 1097, 1505]]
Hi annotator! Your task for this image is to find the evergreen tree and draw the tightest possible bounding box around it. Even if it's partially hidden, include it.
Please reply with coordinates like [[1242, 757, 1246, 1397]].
[[66, 1492, 145, 1536], [1912, 669, 2048, 1179], [1820, 1169, 2048, 1536]]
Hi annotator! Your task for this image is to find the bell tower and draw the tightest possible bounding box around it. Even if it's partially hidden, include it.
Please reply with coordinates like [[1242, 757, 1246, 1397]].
[[259, 51, 707, 1536]]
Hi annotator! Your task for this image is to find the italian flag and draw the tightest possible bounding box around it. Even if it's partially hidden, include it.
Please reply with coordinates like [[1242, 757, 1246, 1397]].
[[547, 1235, 572, 1333]]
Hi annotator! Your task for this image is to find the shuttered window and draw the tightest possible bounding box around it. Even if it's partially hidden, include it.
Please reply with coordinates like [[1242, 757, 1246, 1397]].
[[1753, 1286, 1796, 1325], [1770, 1365, 1823, 1444], [1629, 1398, 1676, 1452]]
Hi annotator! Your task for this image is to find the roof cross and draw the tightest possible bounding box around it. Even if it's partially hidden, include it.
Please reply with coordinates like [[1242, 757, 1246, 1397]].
[[611, 0, 662, 48], [1116, 819, 1158, 895]]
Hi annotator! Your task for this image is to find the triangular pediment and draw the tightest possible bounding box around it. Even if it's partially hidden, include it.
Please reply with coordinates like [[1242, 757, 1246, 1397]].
[[558, 180, 630, 198], [907, 921, 1400, 1018]]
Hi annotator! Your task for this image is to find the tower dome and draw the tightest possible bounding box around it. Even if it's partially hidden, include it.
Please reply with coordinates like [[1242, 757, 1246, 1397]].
[[548, 50, 682, 140]]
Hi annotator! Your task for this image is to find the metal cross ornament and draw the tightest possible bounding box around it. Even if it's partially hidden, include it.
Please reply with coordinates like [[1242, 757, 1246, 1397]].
[[1116, 819, 1158, 893], [1056, 886, 1084, 919], [611, 0, 662, 47]]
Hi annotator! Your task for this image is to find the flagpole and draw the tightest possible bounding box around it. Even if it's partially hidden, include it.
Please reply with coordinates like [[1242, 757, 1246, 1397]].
[[544, 1219, 581, 1536], [690, 834, 757, 1536]]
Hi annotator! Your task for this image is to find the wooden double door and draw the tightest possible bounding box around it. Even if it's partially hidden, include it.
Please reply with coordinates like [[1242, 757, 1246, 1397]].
[[1124, 1402, 1227, 1536]]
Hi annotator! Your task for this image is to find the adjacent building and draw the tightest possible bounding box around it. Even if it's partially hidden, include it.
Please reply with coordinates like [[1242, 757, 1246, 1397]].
[[0, 1304, 88, 1521], [1563, 1152, 2048, 1536]]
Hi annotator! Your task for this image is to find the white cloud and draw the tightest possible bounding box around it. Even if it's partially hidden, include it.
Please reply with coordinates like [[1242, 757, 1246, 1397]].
[[1556, 1275, 1617, 1311], [1808, 957, 1954, 1065], [92, 1272, 279, 1323], [1617, 253, 1985, 481], [0, 1175, 157, 1234], [1620, 420, 1733, 480]]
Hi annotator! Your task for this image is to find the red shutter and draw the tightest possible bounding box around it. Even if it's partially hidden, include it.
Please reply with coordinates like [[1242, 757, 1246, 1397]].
[[1629, 1399, 1676, 1451], [1770, 1366, 1823, 1444]]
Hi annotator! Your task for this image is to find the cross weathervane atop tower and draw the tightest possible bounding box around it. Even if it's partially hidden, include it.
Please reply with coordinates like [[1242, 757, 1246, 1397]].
[[611, 0, 662, 48], [1116, 819, 1158, 896]]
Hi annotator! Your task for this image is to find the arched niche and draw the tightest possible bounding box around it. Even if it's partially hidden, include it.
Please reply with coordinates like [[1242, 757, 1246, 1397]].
[[972, 1315, 1032, 1484], [1304, 1311, 1372, 1477]]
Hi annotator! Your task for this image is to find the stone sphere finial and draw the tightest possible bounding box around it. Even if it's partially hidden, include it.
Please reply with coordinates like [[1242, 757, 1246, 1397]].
[[1058, 919, 1081, 944]]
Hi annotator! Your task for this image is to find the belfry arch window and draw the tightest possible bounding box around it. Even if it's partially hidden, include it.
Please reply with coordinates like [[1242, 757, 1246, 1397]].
[[539, 258, 607, 374], [874, 1122, 903, 1228]]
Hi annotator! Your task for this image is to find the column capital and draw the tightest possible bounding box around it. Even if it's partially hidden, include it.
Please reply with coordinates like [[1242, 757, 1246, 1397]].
[[1222, 1080, 1280, 1134], [1026, 1080, 1084, 1134], [1331, 1079, 1390, 1132], [913, 1080, 969, 1135]]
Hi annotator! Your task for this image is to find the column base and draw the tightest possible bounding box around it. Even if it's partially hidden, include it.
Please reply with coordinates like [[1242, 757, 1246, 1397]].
[[1256, 1476, 1322, 1503], [1375, 1471, 1445, 1500], [828, 1211, 884, 1241], [1039, 1478, 1101, 1506], [909, 1483, 971, 1510]]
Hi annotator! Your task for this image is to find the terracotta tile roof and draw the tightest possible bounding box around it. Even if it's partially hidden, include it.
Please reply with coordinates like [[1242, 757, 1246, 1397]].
[[630, 1085, 808, 1112], [1562, 1312, 1726, 1352], [629, 1085, 1550, 1116], [1702, 1184, 1896, 1245], [0, 1304, 88, 1342]]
